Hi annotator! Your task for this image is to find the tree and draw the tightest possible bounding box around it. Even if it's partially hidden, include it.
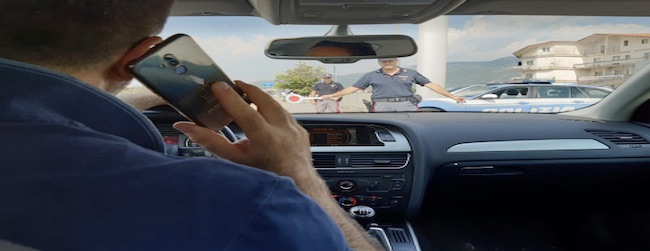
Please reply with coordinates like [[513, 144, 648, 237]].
[[275, 63, 326, 96]]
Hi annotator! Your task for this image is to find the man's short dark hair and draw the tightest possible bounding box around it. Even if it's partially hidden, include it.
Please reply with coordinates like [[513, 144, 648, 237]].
[[0, 0, 175, 70]]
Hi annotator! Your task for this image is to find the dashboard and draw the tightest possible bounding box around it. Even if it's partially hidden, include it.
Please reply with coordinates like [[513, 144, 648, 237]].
[[151, 111, 416, 218], [145, 108, 650, 251], [303, 123, 413, 216]]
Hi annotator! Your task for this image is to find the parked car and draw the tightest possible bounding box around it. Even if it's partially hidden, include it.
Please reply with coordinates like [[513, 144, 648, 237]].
[[418, 83, 612, 112]]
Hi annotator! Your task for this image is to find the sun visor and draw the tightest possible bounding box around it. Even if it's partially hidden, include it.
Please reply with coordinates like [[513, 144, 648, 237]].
[[250, 0, 467, 24]]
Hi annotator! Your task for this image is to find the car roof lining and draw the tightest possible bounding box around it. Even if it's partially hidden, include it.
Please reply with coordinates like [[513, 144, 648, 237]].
[[169, 0, 256, 16], [448, 0, 650, 17], [169, 0, 650, 24]]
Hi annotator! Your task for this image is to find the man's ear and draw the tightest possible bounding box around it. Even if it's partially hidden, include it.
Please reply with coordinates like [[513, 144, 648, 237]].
[[108, 36, 163, 81]]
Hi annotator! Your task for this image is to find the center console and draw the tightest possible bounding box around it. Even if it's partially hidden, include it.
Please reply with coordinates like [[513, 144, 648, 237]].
[[152, 114, 421, 250], [304, 122, 420, 250]]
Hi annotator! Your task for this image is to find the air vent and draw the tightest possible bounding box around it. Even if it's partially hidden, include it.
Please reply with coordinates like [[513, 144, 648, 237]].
[[312, 154, 336, 168], [349, 153, 408, 168], [387, 228, 410, 244], [586, 130, 649, 145]]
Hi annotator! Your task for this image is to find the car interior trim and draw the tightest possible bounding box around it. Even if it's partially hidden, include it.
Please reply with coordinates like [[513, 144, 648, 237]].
[[447, 139, 609, 152], [406, 221, 423, 251], [368, 227, 394, 251]]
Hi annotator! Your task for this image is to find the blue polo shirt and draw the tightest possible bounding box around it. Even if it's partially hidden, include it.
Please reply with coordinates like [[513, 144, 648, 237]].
[[0, 58, 351, 251], [313, 81, 344, 96], [353, 67, 431, 98]]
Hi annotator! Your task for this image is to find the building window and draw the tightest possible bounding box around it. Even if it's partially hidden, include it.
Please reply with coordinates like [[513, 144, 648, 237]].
[[613, 56, 620, 61], [595, 71, 603, 76], [624, 40, 629, 46], [645, 52, 650, 59], [525, 73, 533, 79], [594, 58, 601, 63], [614, 70, 621, 75], [625, 55, 631, 60], [600, 45, 605, 53], [526, 60, 534, 66], [541, 47, 550, 52], [643, 39, 649, 44]]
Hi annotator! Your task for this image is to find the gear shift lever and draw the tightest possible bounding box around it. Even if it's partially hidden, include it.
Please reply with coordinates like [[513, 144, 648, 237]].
[[350, 206, 393, 251], [349, 205, 376, 229]]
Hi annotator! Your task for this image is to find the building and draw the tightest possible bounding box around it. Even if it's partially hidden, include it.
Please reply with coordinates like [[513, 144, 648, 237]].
[[513, 34, 650, 88]]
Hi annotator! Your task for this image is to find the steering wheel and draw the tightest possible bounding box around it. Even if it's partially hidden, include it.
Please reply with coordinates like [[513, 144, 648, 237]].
[[144, 105, 239, 157], [174, 125, 238, 158], [219, 125, 238, 143]]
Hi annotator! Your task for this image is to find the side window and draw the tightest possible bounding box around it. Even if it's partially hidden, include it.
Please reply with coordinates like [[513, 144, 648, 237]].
[[496, 87, 529, 99], [537, 86, 570, 98], [580, 87, 610, 98], [570, 87, 588, 98]]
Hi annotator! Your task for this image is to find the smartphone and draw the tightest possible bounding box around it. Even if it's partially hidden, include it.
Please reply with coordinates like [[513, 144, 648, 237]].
[[128, 33, 249, 131]]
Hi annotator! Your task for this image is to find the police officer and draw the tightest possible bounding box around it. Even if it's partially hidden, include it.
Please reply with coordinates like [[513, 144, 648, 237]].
[[310, 73, 345, 113], [322, 58, 465, 112]]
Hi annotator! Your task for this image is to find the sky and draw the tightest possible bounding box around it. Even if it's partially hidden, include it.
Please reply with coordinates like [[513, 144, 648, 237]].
[[155, 15, 650, 83]]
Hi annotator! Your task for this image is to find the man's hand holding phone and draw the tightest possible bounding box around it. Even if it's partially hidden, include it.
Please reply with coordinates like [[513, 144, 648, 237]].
[[172, 81, 317, 182], [129, 34, 249, 131], [129, 34, 314, 177], [141, 35, 384, 250], [172, 80, 383, 251]]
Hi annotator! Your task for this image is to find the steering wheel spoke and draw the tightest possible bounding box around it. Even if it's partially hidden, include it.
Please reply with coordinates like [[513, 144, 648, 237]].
[[144, 105, 239, 158]]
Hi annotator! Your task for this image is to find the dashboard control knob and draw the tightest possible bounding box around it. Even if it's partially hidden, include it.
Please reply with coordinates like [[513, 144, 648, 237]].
[[337, 180, 356, 191], [338, 196, 357, 207], [349, 205, 375, 218]]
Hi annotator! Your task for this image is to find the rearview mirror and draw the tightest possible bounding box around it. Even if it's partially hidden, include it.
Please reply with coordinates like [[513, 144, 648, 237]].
[[265, 35, 418, 63]]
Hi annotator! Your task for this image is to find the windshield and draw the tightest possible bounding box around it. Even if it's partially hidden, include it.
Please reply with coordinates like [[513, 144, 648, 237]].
[[125, 15, 650, 114]]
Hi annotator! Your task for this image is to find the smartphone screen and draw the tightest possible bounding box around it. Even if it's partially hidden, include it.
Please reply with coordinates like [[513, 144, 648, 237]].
[[128, 34, 248, 131]]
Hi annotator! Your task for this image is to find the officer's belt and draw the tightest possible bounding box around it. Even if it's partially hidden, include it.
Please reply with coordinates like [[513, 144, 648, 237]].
[[371, 96, 414, 102]]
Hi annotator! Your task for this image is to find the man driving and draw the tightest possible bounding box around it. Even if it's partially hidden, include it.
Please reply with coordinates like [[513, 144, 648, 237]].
[[0, 1, 382, 250]]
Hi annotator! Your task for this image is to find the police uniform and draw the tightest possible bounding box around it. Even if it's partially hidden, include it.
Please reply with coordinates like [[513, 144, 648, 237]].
[[313, 80, 344, 113], [353, 67, 430, 112]]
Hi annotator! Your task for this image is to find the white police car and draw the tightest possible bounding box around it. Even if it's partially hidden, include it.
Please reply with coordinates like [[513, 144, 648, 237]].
[[418, 83, 612, 113]]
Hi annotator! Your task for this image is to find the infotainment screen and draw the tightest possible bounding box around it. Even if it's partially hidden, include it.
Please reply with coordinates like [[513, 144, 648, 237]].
[[303, 125, 383, 146]]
